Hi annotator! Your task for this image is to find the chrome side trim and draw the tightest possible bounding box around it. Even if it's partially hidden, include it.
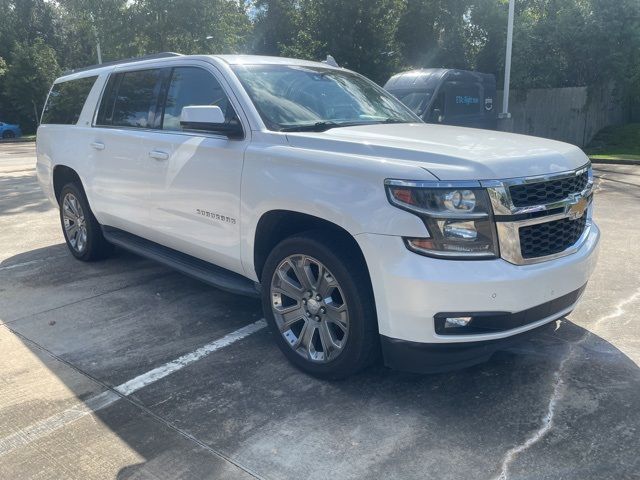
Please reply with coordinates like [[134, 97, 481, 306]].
[[385, 179, 482, 189], [481, 164, 593, 216]]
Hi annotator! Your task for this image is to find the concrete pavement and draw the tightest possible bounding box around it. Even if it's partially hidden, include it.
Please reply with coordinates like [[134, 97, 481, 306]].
[[1, 143, 639, 479]]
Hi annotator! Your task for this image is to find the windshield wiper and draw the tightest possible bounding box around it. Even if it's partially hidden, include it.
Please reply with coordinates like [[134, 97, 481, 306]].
[[379, 118, 409, 124], [279, 118, 410, 133], [279, 121, 344, 132]]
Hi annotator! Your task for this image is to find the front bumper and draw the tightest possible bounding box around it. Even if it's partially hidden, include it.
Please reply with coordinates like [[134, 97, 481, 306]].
[[380, 321, 557, 374], [355, 223, 600, 367]]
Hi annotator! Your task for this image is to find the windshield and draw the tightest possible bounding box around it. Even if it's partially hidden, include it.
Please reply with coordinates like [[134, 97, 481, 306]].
[[391, 90, 433, 116], [231, 65, 420, 132]]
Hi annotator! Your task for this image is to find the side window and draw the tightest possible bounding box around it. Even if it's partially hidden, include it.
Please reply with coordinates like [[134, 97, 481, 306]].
[[95, 73, 121, 126], [110, 69, 162, 128], [162, 67, 238, 131], [41, 76, 98, 125]]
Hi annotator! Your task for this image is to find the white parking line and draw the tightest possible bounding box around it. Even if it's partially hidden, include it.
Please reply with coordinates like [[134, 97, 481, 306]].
[[0, 255, 67, 271], [0, 319, 267, 456]]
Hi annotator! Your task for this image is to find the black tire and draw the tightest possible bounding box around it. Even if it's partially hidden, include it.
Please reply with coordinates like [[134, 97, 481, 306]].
[[59, 182, 113, 261], [261, 230, 379, 379], [2, 130, 15, 139]]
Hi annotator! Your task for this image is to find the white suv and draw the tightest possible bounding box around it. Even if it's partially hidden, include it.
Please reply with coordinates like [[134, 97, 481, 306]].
[[37, 54, 600, 379]]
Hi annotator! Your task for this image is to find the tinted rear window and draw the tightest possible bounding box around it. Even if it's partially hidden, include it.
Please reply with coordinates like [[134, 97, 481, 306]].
[[96, 69, 163, 128], [41, 76, 98, 125]]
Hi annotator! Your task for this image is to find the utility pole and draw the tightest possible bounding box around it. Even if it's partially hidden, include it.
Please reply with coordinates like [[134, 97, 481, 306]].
[[90, 13, 102, 64], [96, 38, 102, 65], [500, 0, 515, 122]]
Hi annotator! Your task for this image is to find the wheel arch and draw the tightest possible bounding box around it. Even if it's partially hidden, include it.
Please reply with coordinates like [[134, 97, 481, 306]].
[[253, 210, 371, 284], [52, 164, 84, 202]]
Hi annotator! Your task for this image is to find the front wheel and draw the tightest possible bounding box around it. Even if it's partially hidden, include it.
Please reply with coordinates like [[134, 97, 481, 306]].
[[261, 231, 379, 379], [2, 130, 15, 139]]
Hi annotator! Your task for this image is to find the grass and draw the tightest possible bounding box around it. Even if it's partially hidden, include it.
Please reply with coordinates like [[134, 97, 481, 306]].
[[0, 134, 36, 142], [589, 153, 640, 161], [585, 123, 640, 161]]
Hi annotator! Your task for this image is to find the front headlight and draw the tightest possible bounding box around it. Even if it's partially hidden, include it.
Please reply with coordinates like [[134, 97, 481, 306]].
[[385, 180, 499, 259]]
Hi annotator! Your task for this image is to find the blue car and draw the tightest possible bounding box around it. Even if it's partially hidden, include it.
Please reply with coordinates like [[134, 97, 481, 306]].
[[0, 122, 22, 139]]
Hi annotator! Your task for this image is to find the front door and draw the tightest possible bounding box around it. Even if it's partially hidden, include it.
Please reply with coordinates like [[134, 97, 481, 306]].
[[144, 64, 249, 275]]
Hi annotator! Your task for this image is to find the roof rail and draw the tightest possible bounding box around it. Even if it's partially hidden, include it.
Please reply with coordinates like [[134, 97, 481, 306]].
[[62, 52, 182, 76]]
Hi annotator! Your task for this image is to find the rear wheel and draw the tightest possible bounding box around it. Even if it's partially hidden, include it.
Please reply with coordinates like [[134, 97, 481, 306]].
[[2, 130, 15, 139], [59, 183, 113, 261], [261, 231, 379, 379]]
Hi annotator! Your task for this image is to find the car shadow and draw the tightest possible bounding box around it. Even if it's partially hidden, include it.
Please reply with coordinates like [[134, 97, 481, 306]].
[[0, 170, 55, 216], [2, 244, 639, 479]]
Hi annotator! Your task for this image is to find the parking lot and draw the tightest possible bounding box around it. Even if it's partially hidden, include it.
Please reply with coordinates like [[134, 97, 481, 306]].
[[1, 142, 639, 480]]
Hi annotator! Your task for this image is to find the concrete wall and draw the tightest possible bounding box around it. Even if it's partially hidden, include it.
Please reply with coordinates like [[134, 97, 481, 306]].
[[497, 84, 628, 147]]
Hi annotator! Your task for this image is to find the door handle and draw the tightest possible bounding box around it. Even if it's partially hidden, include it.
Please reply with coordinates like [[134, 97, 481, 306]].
[[149, 150, 169, 161], [90, 141, 105, 151]]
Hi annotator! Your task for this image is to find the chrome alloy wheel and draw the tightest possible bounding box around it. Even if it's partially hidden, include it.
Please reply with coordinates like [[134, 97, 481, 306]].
[[62, 193, 88, 253], [270, 255, 349, 363]]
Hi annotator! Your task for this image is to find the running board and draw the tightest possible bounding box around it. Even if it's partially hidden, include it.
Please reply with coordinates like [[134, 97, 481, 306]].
[[102, 226, 261, 298]]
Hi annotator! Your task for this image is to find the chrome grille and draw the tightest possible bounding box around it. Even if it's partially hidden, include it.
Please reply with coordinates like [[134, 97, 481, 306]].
[[519, 215, 587, 259], [483, 164, 593, 265], [509, 171, 589, 207]]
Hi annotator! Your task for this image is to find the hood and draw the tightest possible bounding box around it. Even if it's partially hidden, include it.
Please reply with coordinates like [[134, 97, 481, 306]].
[[285, 123, 589, 181]]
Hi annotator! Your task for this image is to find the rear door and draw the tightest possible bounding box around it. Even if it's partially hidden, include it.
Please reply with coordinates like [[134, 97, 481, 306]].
[[90, 67, 168, 238], [143, 64, 249, 274]]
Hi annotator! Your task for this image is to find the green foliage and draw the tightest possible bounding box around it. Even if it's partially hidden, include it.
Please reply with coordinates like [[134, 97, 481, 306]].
[[3, 39, 60, 130], [128, 0, 251, 55], [252, 0, 300, 55], [0, 0, 638, 133], [586, 123, 640, 157], [279, 0, 406, 84]]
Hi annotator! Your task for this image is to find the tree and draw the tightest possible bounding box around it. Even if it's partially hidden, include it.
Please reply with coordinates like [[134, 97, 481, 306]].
[[395, 0, 440, 67], [0, 0, 639, 133], [129, 0, 252, 55], [281, 0, 405, 84], [470, 0, 640, 91], [57, 0, 134, 68], [3, 39, 60, 131], [467, 0, 507, 78], [252, 0, 300, 55]]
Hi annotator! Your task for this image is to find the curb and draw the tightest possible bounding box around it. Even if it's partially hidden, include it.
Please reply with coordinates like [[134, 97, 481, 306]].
[[0, 138, 35, 144], [590, 158, 640, 166]]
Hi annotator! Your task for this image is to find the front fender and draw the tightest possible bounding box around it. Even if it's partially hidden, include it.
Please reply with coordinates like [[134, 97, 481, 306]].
[[239, 141, 435, 280]]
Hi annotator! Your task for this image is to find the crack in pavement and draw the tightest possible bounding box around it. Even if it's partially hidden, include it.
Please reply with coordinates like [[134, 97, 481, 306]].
[[493, 286, 640, 480]]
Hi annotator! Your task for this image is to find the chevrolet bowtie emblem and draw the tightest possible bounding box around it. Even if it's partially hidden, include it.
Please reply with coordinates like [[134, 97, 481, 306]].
[[567, 195, 588, 220]]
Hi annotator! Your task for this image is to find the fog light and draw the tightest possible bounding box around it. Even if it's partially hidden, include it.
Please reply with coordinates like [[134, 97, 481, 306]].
[[444, 316, 473, 328]]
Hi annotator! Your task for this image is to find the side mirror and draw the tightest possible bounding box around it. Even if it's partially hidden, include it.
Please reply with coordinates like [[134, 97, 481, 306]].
[[432, 108, 443, 123], [179, 105, 243, 139]]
